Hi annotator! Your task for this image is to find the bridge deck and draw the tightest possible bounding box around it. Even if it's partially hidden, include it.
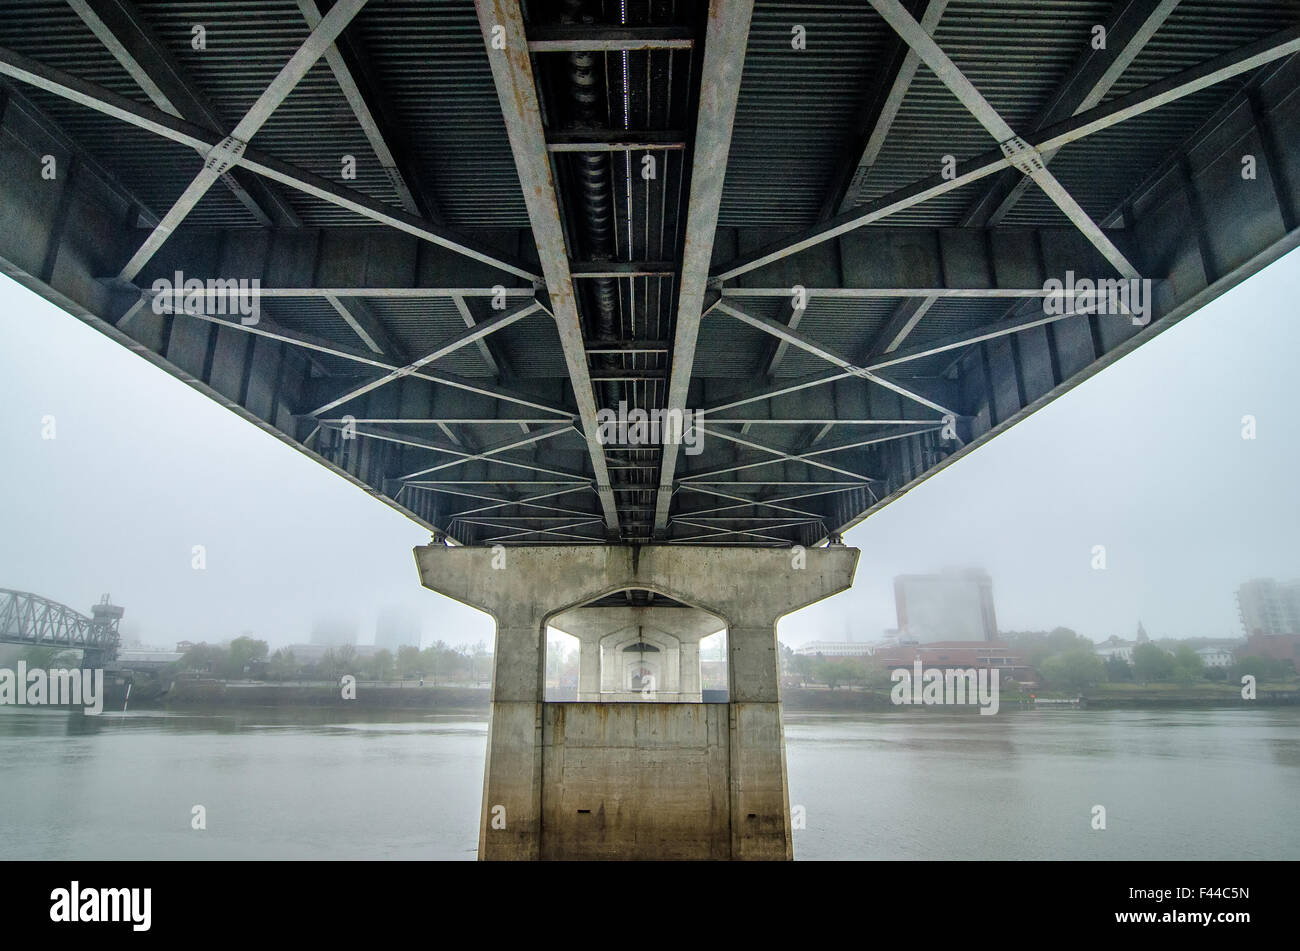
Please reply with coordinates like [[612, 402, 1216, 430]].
[[0, 0, 1297, 547]]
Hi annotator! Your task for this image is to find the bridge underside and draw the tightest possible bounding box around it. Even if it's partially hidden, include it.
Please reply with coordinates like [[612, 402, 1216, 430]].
[[1, 1, 1297, 548]]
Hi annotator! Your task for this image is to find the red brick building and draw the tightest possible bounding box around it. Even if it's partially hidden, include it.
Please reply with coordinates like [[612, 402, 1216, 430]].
[[1241, 633, 1300, 669], [871, 641, 1035, 682]]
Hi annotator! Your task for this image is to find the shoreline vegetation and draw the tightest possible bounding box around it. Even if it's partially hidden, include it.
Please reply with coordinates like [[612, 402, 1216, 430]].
[[779, 682, 1299, 710], [11, 626, 1293, 713], [69, 677, 1300, 713]]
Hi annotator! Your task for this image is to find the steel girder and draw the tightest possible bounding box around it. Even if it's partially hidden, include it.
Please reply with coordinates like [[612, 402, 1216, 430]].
[[0, 3, 1296, 547]]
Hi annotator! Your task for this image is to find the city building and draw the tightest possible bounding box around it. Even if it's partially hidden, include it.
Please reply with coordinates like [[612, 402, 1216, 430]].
[[310, 617, 359, 647], [1095, 638, 1135, 663], [871, 641, 1033, 682], [1240, 633, 1300, 668], [1093, 622, 1150, 664], [894, 570, 998, 644], [793, 640, 875, 658], [1236, 579, 1300, 636], [116, 647, 184, 669], [1195, 646, 1234, 668], [281, 643, 381, 665], [375, 606, 421, 651]]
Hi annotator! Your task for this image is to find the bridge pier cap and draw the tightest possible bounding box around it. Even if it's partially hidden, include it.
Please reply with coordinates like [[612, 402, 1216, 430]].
[[411, 544, 860, 639]]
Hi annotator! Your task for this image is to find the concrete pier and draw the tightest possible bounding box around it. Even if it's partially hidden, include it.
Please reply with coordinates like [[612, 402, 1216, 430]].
[[414, 544, 858, 860]]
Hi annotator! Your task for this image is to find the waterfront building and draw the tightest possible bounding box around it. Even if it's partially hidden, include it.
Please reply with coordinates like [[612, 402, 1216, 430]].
[[310, 617, 359, 647], [116, 648, 185, 669], [1093, 621, 1151, 664], [375, 606, 421, 651], [1195, 646, 1234, 668], [1236, 579, 1300, 636], [871, 641, 1033, 682], [793, 640, 876, 658], [1240, 633, 1300, 668], [893, 570, 998, 643]]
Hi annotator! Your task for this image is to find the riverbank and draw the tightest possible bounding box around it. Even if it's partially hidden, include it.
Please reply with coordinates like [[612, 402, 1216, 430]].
[[118, 678, 1300, 712], [1077, 682, 1298, 707], [778, 681, 1298, 710], [159, 679, 490, 711]]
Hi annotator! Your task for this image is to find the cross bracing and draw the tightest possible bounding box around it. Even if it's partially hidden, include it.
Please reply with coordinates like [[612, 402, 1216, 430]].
[[0, 0, 1297, 547]]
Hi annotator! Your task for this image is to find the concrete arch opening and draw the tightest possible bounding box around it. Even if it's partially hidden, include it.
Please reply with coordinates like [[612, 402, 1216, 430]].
[[548, 589, 726, 703], [623, 641, 660, 695], [698, 630, 728, 700], [543, 628, 580, 701]]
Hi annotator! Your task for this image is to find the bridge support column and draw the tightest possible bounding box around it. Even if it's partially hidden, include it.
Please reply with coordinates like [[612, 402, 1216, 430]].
[[414, 544, 858, 861], [575, 636, 601, 702]]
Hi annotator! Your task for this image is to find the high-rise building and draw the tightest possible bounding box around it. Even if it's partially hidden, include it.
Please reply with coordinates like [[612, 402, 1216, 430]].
[[375, 605, 420, 651], [310, 616, 359, 647], [894, 569, 998, 644], [1236, 579, 1300, 636]]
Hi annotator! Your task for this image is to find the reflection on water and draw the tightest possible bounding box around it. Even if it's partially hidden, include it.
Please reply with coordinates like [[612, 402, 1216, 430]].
[[0, 709, 486, 861], [1, 706, 1296, 860], [784, 708, 1300, 860]]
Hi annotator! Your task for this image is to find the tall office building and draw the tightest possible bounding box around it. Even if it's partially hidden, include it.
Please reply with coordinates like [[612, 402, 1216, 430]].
[[1237, 579, 1300, 636], [894, 569, 998, 644], [310, 616, 359, 647], [375, 605, 421, 651]]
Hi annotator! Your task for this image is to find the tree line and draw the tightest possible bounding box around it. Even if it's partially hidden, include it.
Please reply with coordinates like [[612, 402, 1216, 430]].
[[177, 637, 491, 683], [778, 628, 1295, 692]]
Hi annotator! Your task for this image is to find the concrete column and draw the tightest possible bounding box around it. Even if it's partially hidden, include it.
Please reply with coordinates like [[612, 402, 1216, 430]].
[[599, 637, 618, 693], [663, 641, 681, 693], [414, 544, 858, 860], [680, 639, 701, 696], [479, 622, 543, 858], [412, 546, 626, 861], [576, 637, 600, 701], [726, 623, 789, 860]]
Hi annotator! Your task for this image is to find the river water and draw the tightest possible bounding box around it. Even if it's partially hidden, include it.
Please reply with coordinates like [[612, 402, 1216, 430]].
[[1, 706, 1296, 860]]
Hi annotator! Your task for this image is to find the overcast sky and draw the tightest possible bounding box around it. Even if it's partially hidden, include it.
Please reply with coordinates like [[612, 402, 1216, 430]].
[[2, 249, 1297, 650]]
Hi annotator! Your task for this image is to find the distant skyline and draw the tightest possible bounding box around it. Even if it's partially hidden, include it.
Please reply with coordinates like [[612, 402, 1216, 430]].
[[2, 248, 1298, 649]]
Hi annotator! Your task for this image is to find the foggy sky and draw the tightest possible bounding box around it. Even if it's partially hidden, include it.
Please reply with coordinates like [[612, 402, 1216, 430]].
[[2, 249, 1298, 650]]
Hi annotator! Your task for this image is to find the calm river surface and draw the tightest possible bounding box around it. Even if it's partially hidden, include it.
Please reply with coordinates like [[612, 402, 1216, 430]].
[[2, 706, 1296, 860]]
